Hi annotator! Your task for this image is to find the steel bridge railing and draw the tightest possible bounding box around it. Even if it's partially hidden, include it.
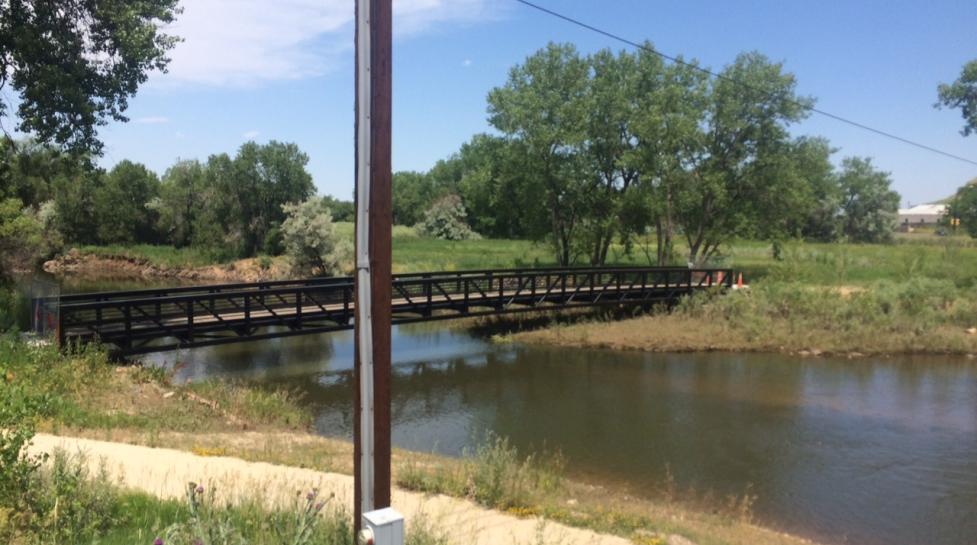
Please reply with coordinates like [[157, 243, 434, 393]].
[[40, 266, 734, 354]]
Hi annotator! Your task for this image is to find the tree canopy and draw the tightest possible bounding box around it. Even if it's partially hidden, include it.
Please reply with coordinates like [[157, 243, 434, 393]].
[[948, 183, 977, 239], [936, 59, 977, 137], [0, 0, 181, 154]]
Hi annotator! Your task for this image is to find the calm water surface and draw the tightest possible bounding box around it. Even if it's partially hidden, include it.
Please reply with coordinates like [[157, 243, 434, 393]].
[[138, 324, 977, 545]]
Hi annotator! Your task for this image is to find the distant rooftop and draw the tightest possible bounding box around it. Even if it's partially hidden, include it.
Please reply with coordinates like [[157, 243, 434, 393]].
[[898, 203, 947, 216]]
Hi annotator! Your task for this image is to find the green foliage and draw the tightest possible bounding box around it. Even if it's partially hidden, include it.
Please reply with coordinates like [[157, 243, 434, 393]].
[[281, 197, 352, 277], [948, 183, 977, 238], [677, 276, 977, 353], [416, 194, 481, 241], [18, 452, 123, 544], [0, 196, 60, 275], [163, 483, 247, 545], [0, 283, 20, 331], [77, 244, 232, 268], [398, 432, 563, 512], [321, 195, 354, 222], [0, 0, 180, 154], [488, 42, 590, 265], [480, 43, 876, 266], [95, 160, 161, 244], [393, 171, 441, 227], [148, 160, 206, 248], [936, 59, 977, 137], [837, 157, 899, 243], [187, 380, 312, 430]]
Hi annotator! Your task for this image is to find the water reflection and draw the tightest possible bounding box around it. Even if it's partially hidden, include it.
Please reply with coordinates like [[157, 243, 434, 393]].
[[136, 325, 977, 545]]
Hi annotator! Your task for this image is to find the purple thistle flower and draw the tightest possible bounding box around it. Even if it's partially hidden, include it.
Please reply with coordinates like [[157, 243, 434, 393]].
[[306, 490, 316, 501], [195, 484, 205, 494], [153, 538, 164, 545], [315, 501, 325, 511]]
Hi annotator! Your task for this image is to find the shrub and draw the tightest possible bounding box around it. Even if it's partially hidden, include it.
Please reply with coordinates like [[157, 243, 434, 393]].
[[281, 197, 352, 277], [398, 432, 563, 511], [416, 195, 481, 241]]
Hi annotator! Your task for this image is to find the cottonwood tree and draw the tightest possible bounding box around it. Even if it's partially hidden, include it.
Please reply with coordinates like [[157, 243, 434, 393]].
[[789, 137, 840, 242], [488, 42, 591, 265], [148, 160, 206, 248], [95, 160, 160, 244], [677, 52, 814, 265], [578, 48, 642, 265], [936, 59, 977, 137], [837, 157, 899, 243], [392, 171, 437, 226], [629, 52, 710, 265], [0, 0, 180, 154]]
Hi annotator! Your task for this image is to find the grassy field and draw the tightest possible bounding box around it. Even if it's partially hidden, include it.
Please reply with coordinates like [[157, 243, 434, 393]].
[[68, 228, 977, 285]]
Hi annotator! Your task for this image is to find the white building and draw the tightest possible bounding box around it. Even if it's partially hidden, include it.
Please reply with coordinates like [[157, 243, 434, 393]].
[[897, 203, 947, 229]]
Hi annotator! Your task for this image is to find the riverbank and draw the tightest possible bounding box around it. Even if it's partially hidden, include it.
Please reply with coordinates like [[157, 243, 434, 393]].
[[27, 434, 632, 545], [42, 247, 291, 283], [508, 281, 977, 357], [4, 337, 816, 545]]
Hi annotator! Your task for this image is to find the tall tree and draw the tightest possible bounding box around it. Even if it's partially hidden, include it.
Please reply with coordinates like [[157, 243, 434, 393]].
[[789, 137, 840, 242], [94, 160, 159, 244], [210, 141, 315, 256], [837, 157, 900, 243], [454, 134, 539, 239], [676, 52, 813, 265], [948, 182, 977, 238], [488, 43, 590, 265], [629, 52, 710, 265], [391, 171, 436, 226], [149, 159, 206, 247], [579, 48, 642, 264], [936, 59, 977, 137], [0, 0, 180, 154], [51, 168, 101, 245]]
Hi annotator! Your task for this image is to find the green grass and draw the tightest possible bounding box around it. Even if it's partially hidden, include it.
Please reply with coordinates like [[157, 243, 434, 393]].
[[70, 229, 977, 289], [0, 336, 311, 436], [722, 238, 977, 287], [76, 244, 231, 268], [398, 433, 564, 512], [5, 448, 455, 545]]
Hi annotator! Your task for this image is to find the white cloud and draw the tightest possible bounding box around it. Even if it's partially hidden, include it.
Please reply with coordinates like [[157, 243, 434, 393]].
[[242, 130, 261, 139], [134, 116, 170, 124], [158, 0, 498, 87], [461, 58, 472, 67]]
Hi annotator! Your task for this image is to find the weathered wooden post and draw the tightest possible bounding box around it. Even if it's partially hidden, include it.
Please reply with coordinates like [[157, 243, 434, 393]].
[[353, 0, 393, 536]]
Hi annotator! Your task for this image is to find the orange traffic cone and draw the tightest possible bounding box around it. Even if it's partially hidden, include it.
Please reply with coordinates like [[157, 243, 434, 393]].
[[737, 273, 744, 289]]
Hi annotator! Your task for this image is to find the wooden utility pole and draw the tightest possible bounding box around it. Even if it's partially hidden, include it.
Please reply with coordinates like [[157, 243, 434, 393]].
[[353, 0, 392, 532]]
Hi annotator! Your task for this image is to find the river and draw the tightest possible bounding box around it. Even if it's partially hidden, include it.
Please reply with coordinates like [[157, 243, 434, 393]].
[[129, 321, 977, 545]]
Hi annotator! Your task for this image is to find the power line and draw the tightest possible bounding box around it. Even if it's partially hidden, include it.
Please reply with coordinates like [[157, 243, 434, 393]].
[[513, 0, 977, 168]]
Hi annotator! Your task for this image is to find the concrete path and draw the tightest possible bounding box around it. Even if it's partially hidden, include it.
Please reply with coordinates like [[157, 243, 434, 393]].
[[30, 434, 630, 545]]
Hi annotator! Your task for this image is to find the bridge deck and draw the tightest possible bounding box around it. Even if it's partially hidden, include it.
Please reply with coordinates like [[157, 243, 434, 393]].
[[38, 267, 733, 355]]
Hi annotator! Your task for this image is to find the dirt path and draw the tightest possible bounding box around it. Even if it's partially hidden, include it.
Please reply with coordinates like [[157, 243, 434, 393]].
[[30, 434, 632, 545]]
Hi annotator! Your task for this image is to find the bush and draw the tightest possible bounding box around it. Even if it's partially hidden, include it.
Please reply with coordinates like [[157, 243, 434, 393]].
[[398, 432, 563, 511], [0, 284, 21, 332], [281, 197, 352, 277], [416, 195, 481, 241]]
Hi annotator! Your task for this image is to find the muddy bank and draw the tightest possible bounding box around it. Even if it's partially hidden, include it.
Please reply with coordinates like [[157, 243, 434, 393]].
[[43, 248, 292, 283]]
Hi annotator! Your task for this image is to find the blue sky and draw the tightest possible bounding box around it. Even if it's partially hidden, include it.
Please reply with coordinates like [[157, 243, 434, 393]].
[[96, 0, 977, 206]]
